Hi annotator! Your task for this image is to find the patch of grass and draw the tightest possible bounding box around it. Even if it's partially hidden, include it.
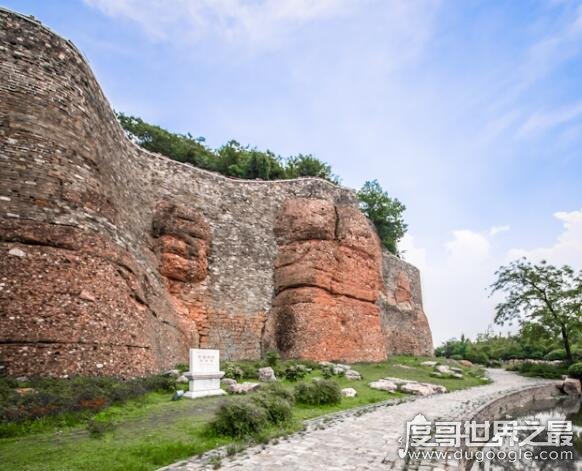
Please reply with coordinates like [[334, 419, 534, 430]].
[[0, 356, 489, 470]]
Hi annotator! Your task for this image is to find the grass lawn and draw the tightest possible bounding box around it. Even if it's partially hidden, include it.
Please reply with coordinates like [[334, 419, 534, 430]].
[[0, 356, 488, 471]]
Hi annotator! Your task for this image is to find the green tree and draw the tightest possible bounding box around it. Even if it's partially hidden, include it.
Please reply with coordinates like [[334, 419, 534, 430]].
[[490, 259, 581, 364], [116, 112, 214, 168], [285, 154, 338, 183], [357, 180, 407, 255]]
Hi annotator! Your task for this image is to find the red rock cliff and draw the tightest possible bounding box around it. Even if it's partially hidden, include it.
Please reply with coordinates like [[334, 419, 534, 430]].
[[0, 8, 433, 377]]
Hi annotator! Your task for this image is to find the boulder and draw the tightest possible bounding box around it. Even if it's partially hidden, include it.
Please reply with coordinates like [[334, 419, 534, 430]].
[[451, 373, 464, 379], [162, 369, 181, 378], [421, 361, 437, 367], [176, 374, 189, 384], [450, 367, 463, 373], [400, 382, 447, 396], [562, 378, 581, 396], [221, 378, 237, 386], [8, 247, 26, 257], [258, 367, 277, 382], [436, 365, 453, 374], [369, 380, 397, 392], [459, 360, 473, 367], [345, 370, 362, 380], [341, 387, 357, 398], [228, 382, 261, 394], [15, 387, 36, 396]]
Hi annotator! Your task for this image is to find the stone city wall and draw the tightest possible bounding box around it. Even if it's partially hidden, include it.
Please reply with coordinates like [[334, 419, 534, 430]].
[[0, 8, 433, 377]]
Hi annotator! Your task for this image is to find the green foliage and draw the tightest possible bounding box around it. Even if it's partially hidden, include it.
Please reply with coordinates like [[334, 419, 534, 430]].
[[544, 349, 567, 361], [285, 154, 338, 182], [117, 113, 336, 183], [223, 364, 244, 381], [515, 362, 567, 379], [265, 351, 280, 368], [251, 392, 293, 425], [261, 383, 295, 405], [490, 258, 581, 363], [356, 180, 407, 255], [283, 365, 308, 382], [294, 380, 341, 406], [209, 397, 269, 438], [0, 375, 174, 428], [568, 362, 582, 380]]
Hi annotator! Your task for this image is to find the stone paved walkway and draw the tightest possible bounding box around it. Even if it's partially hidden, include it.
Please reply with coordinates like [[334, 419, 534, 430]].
[[163, 370, 553, 471]]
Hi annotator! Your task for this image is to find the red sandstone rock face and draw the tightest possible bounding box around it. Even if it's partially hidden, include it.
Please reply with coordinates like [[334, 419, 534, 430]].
[[265, 199, 387, 362]]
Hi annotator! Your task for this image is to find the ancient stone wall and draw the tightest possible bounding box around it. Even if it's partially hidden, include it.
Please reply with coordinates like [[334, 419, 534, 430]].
[[0, 8, 432, 377]]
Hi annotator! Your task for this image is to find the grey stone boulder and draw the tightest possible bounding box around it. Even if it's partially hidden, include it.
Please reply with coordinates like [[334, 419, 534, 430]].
[[341, 387, 357, 398], [258, 367, 277, 382], [345, 370, 362, 380], [228, 382, 261, 394], [221, 378, 237, 386], [400, 382, 447, 396], [421, 361, 437, 367], [369, 379, 397, 392], [162, 369, 181, 378], [176, 374, 189, 384], [562, 378, 581, 396], [436, 365, 453, 374]]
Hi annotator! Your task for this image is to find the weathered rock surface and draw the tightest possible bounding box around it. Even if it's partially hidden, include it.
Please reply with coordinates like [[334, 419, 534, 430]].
[[228, 382, 261, 394], [369, 380, 398, 392], [0, 8, 433, 377], [562, 378, 581, 396], [341, 387, 357, 398], [345, 370, 362, 380], [258, 367, 277, 382], [220, 378, 237, 386]]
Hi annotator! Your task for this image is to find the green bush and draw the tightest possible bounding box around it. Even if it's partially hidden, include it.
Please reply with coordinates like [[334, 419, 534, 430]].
[[0, 375, 175, 427], [223, 364, 244, 381], [294, 380, 341, 406], [450, 354, 463, 361], [209, 397, 269, 438], [265, 351, 280, 368], [517, 362, 567, 379], [544, 349, 566, 361], [252, 392, 292, 425], [568, 362, 582, 381], [261, 383, 295, 405], [283, 365, 308, 382], [239, 363, 259, 380]]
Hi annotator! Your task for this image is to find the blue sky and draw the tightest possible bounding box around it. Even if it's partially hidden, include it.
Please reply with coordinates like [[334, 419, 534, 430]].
[[4, 0, 581, 344]]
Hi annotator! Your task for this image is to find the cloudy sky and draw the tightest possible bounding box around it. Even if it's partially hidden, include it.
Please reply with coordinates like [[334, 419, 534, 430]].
[[5, 0, 581, 345]]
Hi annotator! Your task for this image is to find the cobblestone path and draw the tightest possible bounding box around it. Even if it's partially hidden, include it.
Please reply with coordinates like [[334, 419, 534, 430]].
[[163, 370, 553, 470]]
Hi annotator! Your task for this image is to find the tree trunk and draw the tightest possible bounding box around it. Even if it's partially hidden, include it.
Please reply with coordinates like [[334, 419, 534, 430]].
[[560, 324, 573, 364]]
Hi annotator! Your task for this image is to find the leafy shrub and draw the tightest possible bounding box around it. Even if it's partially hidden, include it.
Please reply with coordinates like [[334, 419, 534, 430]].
[[0, 374, 175, 428], [294, 380, 341, 406], [283, 365, 308, 382], [450, 354, 463, 361], [265, 351, 280, 368], [209, 398, 269, 438], [297, 360, 319, 371], [464, 351, 489, 365], [517, 362, 567, 379], [544, 349, 566, 361], [223, 364, 244, 381], [261, 383, 295, 405], [568, 362, 582, 381], [252, 393, 292, 425], [320, 365, 334, 379], [239, 363, 260, 380]]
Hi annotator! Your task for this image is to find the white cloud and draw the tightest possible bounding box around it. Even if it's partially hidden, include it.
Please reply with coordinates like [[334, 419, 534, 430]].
[[507, 209, 582, 267], [84, 0, 351, 46], [407, 210, 581, 347], [488, 225, 510, 236], [518, 101, 582, 137]]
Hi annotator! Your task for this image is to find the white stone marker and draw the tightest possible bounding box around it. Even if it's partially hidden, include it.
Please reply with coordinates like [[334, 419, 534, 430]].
[[183, 348, 226, 399]]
